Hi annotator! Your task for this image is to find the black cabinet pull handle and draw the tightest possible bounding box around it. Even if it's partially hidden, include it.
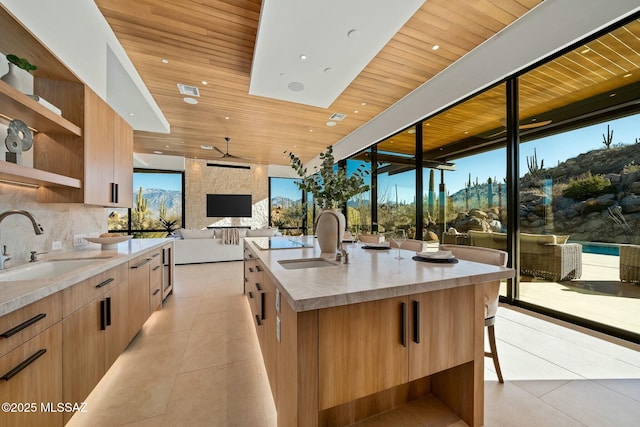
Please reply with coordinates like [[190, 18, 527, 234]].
[[261, 292, 266, 321], [152, 289, 161, 296], [1, 313, 46, 338], [111, 182, 117, 203], [152, 253, 160, 258], [100, 300, 106, 330], [131, 258, 151, 269], [96, 277, 114, 289], [255, 314, 262, 326], [106, 297, 112, 327], [1, 349, 47, 381], [248, 267, 254, 273], [413, 300, 420, 344], [152, 265, 161, 271], [401, 302, 407, 347], [255, 283, 262, 291], [248, 291, 253, 299], [256, 265, 263, 272], [244, 277, 248, 283]]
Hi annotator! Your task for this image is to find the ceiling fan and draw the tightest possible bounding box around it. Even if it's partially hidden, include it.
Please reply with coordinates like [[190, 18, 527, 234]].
[[213, 137, 252, 161], [484, 118, 552, 138]]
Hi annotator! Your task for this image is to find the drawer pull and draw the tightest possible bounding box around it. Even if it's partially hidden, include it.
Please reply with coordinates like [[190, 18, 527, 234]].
[[401, 302, 407, 348], [1, 313, 46, 338], [1, 349, 47, 381], [96, 277, 114, 289], [152, 289, 161, 296], [131, 258, 151, 269], [413, 300, 420, 344], [100, 300, 106, 331], [261, 292, 266, 321], [152, 265, 161, 271], [255, 283, 262, 291], [255, 314, 262, 327], [248, 267, 254, 273], [248, 291, 254, 299], [106, 297, 112, 327], [256, 265, 263, 272]]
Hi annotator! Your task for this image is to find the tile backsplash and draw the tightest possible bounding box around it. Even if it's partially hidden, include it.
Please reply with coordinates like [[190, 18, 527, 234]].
[[0, 183, 107, 268]]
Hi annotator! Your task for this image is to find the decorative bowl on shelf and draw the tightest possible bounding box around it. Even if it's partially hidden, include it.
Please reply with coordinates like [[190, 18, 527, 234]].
[[84, 235, 132, 250]]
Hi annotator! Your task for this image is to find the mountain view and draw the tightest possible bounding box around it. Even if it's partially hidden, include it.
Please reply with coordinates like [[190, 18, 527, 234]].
[[134, 188, 182, 218]]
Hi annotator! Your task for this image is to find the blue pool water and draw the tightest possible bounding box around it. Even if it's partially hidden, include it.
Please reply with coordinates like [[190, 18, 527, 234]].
[[572, 241, 620, 256]]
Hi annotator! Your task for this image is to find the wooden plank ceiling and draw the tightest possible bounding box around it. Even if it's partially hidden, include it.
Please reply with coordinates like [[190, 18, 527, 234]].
[[95, 0, 543, 166]]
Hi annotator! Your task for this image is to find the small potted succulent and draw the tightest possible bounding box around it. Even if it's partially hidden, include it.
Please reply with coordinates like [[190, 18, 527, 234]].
[[1, 54, 37, 94]]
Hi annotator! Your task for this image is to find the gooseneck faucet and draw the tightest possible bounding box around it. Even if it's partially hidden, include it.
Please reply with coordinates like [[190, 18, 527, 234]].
[[0, 210, 44, 270]]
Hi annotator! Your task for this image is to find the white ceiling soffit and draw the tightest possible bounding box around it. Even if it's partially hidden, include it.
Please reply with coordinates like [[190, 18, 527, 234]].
[[249, 0, 426, 108]]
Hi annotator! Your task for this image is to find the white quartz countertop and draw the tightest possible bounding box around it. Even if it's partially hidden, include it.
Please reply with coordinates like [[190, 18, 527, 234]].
[[246, 236, 515, 312], [0, 238, 172, 316]]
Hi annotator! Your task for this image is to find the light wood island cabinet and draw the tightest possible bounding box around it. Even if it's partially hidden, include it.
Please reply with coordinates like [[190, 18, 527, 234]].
[[243, 237, 511, 427], [128, 252, 151, 341]]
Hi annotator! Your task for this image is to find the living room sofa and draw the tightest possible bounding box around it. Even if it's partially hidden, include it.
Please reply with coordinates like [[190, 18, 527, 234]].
[[173, 227, 278, 264], [467, 230, 582, 281]]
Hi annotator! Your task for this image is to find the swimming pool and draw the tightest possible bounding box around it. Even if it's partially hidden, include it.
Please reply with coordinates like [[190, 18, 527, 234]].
[[570, 241, 620, 256]]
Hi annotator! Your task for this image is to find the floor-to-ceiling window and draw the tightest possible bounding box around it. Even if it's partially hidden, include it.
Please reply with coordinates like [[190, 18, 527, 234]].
[[375, 131, 417, 239], [108, 169, 184, 238], [269, 177, 305, 235], [514, 18, 640, 337]]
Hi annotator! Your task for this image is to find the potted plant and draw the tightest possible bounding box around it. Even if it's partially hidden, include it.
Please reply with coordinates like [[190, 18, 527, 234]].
[[286, 146, 369, 253], [1, 54, 37, 94]]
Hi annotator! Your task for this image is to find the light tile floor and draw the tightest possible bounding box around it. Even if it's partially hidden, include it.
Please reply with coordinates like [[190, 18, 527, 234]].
[[67, 262, 640, 426]]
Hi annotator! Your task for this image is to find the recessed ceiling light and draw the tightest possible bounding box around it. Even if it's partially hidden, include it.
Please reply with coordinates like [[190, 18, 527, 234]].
[[161, 59, 169, 64], [624, 73, 632, 78], [225, 116, 230, 120], [128, 113, 134, 116], [432, 44, 440, 51], [288, 82, 304, 92], [464, 131, 469, 134], [181, 141, 185, 144], [200, 145, 213, 150], [309, 129, 313, 132], [347, 29, 360, 39], [610, 93, 617, 97], [425, 123, 430, 126], [183, 97, 198, 104], [354, 110, 359, 114], [153, 151, 163, 154], [201, 81, 208, 85], [326, 121, 337, 127], [165, 145, 170, 148], [300, 54, 307, 60], [361, 102, 366, 106], [581, 48, 590, 54]]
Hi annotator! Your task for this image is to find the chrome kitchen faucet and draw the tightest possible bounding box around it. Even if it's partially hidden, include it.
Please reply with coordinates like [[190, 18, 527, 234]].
[[0, 210, 44, 270]]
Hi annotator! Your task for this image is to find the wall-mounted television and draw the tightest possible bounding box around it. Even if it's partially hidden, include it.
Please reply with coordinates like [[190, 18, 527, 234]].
[[206, 194, 252, 217]]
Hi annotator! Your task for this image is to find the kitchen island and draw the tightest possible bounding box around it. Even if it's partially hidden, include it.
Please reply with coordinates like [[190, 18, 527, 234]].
[[244, 236, 514, 427]]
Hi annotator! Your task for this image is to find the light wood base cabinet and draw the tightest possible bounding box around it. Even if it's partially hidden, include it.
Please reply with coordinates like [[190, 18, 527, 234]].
[[128, 252, 151, 341], [0, 322, 63, 427]]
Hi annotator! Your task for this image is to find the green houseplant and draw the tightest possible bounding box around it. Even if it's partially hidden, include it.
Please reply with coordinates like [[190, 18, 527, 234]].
[[286, 146, 369, 253], [286, 145, 369, 209], [2, 54, 37, 94]]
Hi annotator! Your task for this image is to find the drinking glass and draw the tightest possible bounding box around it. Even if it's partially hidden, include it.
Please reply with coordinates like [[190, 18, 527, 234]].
[[390, 229, 407, 260]]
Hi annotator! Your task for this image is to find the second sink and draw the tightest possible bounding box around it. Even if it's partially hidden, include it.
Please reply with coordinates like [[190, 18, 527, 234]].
[[278, 258, 339, 270]]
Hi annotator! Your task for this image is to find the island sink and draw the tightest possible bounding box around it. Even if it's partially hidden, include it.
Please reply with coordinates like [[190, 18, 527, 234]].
[[277, 258, 338, 270]]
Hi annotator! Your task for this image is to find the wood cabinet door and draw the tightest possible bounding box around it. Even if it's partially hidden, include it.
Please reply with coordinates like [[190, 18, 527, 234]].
[[408, 285, 476, 381], [62, 299, 105, 422], [83, 87, 115, 206], [113, 115, 133, 208], [128, 255, 151, 341], [318, 296, 409, 410], [104, 280, 130, 370], [0, 322, 63, 427]]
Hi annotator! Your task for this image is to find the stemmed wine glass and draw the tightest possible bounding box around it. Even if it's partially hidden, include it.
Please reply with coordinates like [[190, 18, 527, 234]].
[[389, 229, 407, 260]]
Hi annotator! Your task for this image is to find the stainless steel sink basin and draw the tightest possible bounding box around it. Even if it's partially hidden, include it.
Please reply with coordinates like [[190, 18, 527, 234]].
[[0, 259, 103, 281], [278, 258, 339, 270]]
